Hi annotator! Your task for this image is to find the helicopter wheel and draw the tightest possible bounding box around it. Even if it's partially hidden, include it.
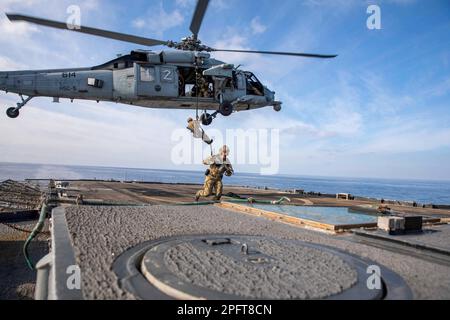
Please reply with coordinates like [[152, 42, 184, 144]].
[[200, 113, 213, 126], [6, 107, 19, 119], [219, 101, 233, 117]]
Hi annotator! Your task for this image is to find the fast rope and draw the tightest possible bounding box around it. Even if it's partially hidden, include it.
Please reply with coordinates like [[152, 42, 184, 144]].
[[195, 65, 199, 120], [174, 196, 291, 206], [231, 196, 291, 205], [194, 61, 214, 156]]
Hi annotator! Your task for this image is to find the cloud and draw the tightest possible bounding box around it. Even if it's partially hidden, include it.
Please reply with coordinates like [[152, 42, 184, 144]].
[[80, 0, 100, 11], [348, 114, 450, 155], [358, 127, 450, 155], [385, 0, 417, 5], [175, 0, 195, 7], [282, 73, 364, 139], [0, 0, 116, 69], [0, 99, 181, 168], [226, 106, 357, 144], [250, 17, 267, 35], [424, 77, 450, 97], [322, 105, 362, 137], [301, 0, 361, 9], [0, 0, 38, 11], [282, 122, 334, 138], [174, 0, 230, 14], [0, 15, 40, 39], [212, 32, 250, 61], [132, 2, 184, 36], [0, 55, 26, 70], [210, 0, 230, 10], [210, 27, 309, 83], [362, 74, 414, 115]]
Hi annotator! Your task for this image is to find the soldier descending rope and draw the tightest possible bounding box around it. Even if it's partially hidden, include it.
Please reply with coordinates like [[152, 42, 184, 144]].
[[186, 117, 213, 145], [195, 145, 234, 201], [186, 95, 233, 201]]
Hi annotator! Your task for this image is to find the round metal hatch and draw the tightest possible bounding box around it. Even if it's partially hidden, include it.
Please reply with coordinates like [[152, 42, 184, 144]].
[[113, 235, 412, 300]]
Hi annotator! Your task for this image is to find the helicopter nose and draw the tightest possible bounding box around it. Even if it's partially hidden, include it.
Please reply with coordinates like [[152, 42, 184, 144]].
[[264, 86, 275, 101]]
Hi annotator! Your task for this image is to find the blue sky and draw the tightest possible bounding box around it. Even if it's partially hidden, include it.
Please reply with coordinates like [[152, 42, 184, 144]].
[[0, 0, 449, 180]]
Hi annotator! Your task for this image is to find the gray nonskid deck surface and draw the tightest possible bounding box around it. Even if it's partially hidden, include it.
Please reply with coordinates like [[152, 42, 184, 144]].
[[0, 221, 49, 300], [355, 224, 450, 254], [64, 205, 450, 300]]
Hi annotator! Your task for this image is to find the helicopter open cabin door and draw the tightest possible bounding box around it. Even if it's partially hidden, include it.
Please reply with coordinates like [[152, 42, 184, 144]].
[[135, 64, 178, 98]]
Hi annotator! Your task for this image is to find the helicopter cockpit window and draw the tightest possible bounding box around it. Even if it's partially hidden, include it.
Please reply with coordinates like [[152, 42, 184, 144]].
[[225, 78, 233, 88], [245, 72, 264, 96], [140, 66, 155, 82]]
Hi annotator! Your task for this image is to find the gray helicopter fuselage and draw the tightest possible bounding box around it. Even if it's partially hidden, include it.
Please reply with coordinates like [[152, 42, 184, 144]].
[[0, 50, 279, 113]]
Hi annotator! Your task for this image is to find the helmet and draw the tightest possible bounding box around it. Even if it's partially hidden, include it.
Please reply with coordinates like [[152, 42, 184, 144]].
[[219, 145, 230, 156]]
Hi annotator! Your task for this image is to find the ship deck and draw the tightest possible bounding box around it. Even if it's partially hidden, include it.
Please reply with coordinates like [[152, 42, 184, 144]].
[[1, 180, 450, 300]]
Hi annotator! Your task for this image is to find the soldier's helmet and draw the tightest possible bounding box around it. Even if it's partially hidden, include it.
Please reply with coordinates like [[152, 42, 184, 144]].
[[219, 145, 230, 156]]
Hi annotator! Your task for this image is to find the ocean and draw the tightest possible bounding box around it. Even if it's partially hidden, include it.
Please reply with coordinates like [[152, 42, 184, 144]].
[[0, 162, 449, 205]]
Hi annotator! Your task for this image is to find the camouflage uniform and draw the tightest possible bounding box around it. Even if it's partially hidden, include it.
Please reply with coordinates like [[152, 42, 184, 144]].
[[196, 153, 233, 201], [196, 73, 210, 98], [187, 117, 213, 145]]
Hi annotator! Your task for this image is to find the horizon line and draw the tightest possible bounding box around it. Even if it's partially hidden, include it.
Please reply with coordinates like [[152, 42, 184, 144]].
[[1, 161, 450, 183]]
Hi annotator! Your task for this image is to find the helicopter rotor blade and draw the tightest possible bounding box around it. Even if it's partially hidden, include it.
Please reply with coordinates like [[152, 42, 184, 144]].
[[210, 48, 338, 59], [189, 0, 210, 39], [6, 13, 168, 47]]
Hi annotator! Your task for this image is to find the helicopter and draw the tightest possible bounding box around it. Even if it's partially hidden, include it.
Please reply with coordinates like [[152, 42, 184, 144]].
[[0, 0, 337, 126]]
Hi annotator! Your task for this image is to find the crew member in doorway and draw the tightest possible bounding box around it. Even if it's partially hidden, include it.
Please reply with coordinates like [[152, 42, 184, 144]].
[[192, 73, 211, 98], [195, 145, 234, 201]]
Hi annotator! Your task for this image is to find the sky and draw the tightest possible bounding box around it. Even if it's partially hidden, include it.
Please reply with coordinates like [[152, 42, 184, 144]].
[[0, 0, 449, 180]]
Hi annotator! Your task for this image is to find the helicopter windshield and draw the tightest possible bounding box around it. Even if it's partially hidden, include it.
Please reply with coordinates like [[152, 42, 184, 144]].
[[245, 72, 264, 96]]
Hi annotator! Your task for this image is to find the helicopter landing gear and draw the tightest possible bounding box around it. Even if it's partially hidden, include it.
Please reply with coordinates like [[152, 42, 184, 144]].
[[6, 107, 19, 119], [6, 95, 33, 119], [219, 101, 233, 117], [199, 101, 234, 126], [200, 112, 214, 126]]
